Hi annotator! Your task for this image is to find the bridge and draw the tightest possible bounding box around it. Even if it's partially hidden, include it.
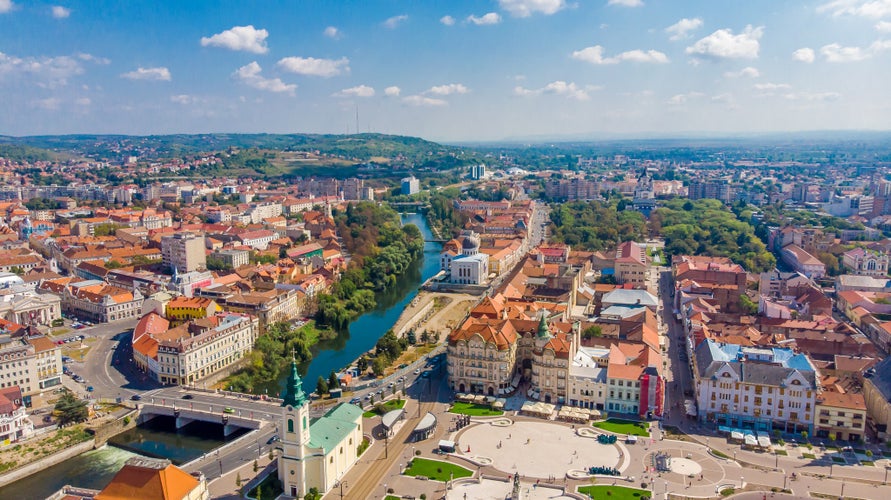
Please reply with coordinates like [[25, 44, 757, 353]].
[[137, 403, 264, 437]]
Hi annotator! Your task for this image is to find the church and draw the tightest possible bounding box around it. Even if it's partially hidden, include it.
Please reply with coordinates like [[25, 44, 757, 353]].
[[278, 359, 364, 497]]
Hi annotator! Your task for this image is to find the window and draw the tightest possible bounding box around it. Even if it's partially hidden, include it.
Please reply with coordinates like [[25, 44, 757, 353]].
[[288, 419, 294, 433]]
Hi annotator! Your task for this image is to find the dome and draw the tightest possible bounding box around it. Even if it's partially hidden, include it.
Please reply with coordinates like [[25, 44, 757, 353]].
[[461, 236, 479, 250]]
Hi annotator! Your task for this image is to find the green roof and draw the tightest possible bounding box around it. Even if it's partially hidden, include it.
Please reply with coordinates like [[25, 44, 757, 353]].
[[307, 403, 363, 454], [281, 359, 307, 408]]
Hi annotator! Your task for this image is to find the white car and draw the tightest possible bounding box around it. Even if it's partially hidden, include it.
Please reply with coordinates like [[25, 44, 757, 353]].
[[414, 368, 421, 375]]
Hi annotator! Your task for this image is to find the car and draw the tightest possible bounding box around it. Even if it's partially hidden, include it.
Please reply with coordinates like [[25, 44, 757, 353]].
[[421, 371, 430, 378], [86, 386, 94, 392], [414, 368, 421, 375], [55, 340, 64, 345], [349, 398, 361, 405], [364, 394, 371, 400], [130, 394, 142, 401], [182, 394, 194, 400], [387, 382, 394, 388], [267, 435, 280, 445], [223, 407, 235, 414]]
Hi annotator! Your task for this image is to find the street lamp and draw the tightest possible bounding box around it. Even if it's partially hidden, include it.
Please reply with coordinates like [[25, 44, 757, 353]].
[[383, 483, 387, 499], [775, 451, 779, 469], [841, 479, 846, 498], [336, 480, 347, 499]]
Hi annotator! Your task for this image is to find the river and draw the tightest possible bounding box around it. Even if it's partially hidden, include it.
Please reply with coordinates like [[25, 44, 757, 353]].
[[258, 212, 442, 395]]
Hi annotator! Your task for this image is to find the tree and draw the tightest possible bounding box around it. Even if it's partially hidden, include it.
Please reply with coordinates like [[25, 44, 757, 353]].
[[582, 325, 602, 339], [357, 356, 368, 374], [305, 487, 321, 500], [253, 459, 259, 473], [739, 294, 758, 315], [801, 430, 809, 442], [316, 376, 328, 396], [9, 266, 24, 276], [372, 356, 388, 377], [328, 371, 340, 391], [54, 391, 88, 425]]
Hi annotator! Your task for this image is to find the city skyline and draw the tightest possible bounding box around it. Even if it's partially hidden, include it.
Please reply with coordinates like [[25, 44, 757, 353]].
[[2, 0, 891, 141]]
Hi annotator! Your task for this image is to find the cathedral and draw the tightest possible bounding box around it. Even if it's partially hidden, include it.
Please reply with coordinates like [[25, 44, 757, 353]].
[[278, 359, 364, 497]]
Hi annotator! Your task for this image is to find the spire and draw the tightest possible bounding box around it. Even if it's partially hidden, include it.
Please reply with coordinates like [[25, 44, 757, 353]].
[[537, 312, 551, 340], [281, 354, 307, 407]]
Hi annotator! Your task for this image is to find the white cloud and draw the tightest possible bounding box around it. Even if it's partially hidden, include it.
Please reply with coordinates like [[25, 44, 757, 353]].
[[324, 26, 341, 39], [870, 39, 891, 52], [665, 18, 703, 41], [686, 25, 764, 60], [200, 25, 269, 54], [334, 85, 375, 98], [403, 95, 447, 106], [426, 83, 470, 95], [383, 14, 408, 29], [498, 0, 566, 17], [754, 82, 792, 91], [0, 0, 14, 14], [0, 52, 84, 87], [467, 12, 502, 25], [818, 0, 891, 19], [878, 20, 891, 31], [33, 97, 61, 110], [667, 92, 704, 105], [77, 53, 110, 65], [572, 45, 669, 64], [783, 91, 841, 101], [792, 47, 816, 63], [608, 0, 644, 7], [276, 56, 350, 77], [170, 94, 196, 104], [121, 67, 171, 81], [51, 6, 70, 18], [440, 15, 456, 26], [723, 66, 760, 78], [233, 61, 296, 94], [820, 43, 870, 61], [514, 80, 596, 100], [75, 97, 90, 106], [384, 86, 401, 97]]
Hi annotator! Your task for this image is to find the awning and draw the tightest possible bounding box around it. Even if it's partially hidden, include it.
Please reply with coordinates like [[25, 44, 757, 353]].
[[757, 436, 771, 448], [511, 374, 521, 388], [731, 431, 744, 441], [744, 434, 757, 446]]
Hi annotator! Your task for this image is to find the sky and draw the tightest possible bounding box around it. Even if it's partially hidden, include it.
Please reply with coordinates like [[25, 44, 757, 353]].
[[2, 0, 891, 142]]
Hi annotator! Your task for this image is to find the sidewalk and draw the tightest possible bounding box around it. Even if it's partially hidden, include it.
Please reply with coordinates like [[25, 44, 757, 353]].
[[208, 453, 274, 499]]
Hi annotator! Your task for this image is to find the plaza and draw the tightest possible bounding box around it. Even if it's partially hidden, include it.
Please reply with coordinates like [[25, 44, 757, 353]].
[[448, 478, 575, 500]]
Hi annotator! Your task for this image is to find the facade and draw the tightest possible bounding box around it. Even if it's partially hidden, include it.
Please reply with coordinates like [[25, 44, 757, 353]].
[[863, 357, 891, 439], [162, 233, 206, 273], [693, 339, 818, 434], [441, 232, 490, 285], [216, 289, 299, 333], [210, 249, 250, 269], [0, 386, 33, 444], [0, 290, 62, 327], [842, 247, 890, 276], [688, 180, 735, 203], [614, 241, 648, 288], [401, 176, 420, 195], [43, 279, 144, 323], [568, 347, 609, 410], [278, 360, 364, 498], [165, 296, 222, 326], [0, 332, 62, 395], [814, 390, 867, 441], [781, 244, 826, 279]]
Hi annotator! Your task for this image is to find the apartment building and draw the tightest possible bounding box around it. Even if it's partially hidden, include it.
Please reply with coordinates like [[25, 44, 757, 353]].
[[210, 249, 250, 269], [814, 390, 867, 441], [41, 279, 144, 323], [694, 339, 818, 434], [161, 232, 206, 273], [614, 241, 648, 288], [0, 331, 62, 395]]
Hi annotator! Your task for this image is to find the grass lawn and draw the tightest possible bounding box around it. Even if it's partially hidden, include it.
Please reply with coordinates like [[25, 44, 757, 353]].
[[385, 497, 400, 500], [775, 450, 788, 456], [247, 474, 283, 500], [577, 485, 650, 500], [403, 458, 473, 482], [593, 419, 650, 437], [801, 453, 816, 459], [831, 456, 846, 463], [862, 460, 875, 466], [365, 398, 406, 418], [448, 402, 503, 416]]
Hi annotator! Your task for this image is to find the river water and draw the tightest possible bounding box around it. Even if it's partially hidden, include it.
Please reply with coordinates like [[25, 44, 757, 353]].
[[259, 212, 442, 395], [0, 213, 441, 499]]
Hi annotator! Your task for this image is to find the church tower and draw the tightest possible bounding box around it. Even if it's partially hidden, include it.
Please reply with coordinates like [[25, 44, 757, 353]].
[[278, 358, 310, 498]]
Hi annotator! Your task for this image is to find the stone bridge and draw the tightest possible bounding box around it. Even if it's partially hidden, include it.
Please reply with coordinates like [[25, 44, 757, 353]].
[[137, 403, 263, 437]]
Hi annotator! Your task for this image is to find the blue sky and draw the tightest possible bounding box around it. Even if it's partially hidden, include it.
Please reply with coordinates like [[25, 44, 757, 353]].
[[2, 0, 891, 142]]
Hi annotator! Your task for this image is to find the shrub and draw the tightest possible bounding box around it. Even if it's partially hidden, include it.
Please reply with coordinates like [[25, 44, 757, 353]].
[[122, 416, 130, 425]]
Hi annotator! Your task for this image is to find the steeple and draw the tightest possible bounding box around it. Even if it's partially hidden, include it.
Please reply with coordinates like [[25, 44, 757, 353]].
[[281, 356, 307, 407], [537, 312, 552, 340]]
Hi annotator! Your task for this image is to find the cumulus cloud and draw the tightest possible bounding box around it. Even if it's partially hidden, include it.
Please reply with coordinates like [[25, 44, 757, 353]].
[[200, 25, 269, 54], [334, 85, 375, 97], [384, 86, 401, 96], [467, 12, 502, 25], [665, 18, 703, 41], [170, 94, 196, 105], [0, 51, 84, 87], [121, 67, 171, 81], [608, 0, 644, 6], [440, 15, 456, 26], [878, 20, 891, 31], [77, 53, 110, 65], [572, 45, 669, 64], [792, 47, 816, 63], [514, 81, 598, 100], [33, 97, 61, 110], [820, 43, 870, 61], [74, 97, 90, 106], [383, 14, 408, 29], [276, 56, 349, 77], [403, 95, 447, 106], [754, 82, 792, 91], [723, 66, 760, 78], [233, 61, 296, 94], [51, 6, 70, 18], [0, 0, 14, 14], [324, 26, 341, 39], [426, 83, 470, 95], [498, 0, 566, 17], [783, 91, 841, 101], [667, 92, 705, 105], [686, 25, 763, 60], [817, 0, 891, 19]]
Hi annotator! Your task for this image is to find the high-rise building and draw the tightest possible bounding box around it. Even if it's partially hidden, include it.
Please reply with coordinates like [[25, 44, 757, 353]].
[[161, 232, 206, 273], [401, 176, 420, 195], [470, 164, 486, 180]]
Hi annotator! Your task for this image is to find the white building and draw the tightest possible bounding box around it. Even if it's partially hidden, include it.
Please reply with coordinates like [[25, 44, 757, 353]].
[[568, 346, 609, 410], [162, 232, 206, 273], [278, 361, 364, 498], [0, 332, 62, 395], [0, 386, 33, 443], [401, 176, 420, 196], [248, 202, 283, 224]]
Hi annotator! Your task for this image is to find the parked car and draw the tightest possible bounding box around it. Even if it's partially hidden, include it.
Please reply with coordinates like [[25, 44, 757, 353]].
[[223, 407, 235, 414], [86, 386, 94, 392], [130, 394, 142, 401], [414, 368, 421, 375], [182, 394, 194, 400], [267, 435, 280, 444]]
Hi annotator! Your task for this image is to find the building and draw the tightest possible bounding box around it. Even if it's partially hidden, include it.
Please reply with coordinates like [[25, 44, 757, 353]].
[[568, 346, 609, 410], [162, 233, 206, 273], [842, 247, 890, 276], [688, 180, 735, 203], [863, 358, 891, 439], [133, 312, 259, 385], [613, 241, 648, 288], [0, 289, 62, 327], [42, 279, 144, 323], [401, 176, 420, 196], [0, 386, 33, 444], [781, 244, 826, 279], [210, 249, 250, 269], [165, 296, 222, 326], [440, 232, 489, 285], [51, 456, 209, 500], [213, 288, 299, 333], [814, 390, 867, 441], [469, 164, 486, 180], [0, 330, 62, 395], [693, 339, 818, 434], [278, 359, 364, 498]]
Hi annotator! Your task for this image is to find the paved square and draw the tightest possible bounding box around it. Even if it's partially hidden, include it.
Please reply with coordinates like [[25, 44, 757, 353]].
[[458, 420, 622, 478], [448, 478, 574, 500]]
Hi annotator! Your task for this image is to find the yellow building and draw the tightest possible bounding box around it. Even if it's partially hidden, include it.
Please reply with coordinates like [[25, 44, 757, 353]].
[[815, 390, 867, 441], [165, 296, 221, 325]]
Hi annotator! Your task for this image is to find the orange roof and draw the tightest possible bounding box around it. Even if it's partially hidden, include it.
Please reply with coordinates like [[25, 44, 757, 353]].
[[95, 459, 200, 500], [133, 313, 170, 343]]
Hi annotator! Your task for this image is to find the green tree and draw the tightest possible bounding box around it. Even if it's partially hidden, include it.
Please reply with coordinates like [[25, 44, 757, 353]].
[[739, 295, 758, 315], [54, 391, 88, 425], [582, 325, 602, 339], [328, 371, 341, 391], [372, 356, 388, 377], [316, 376, 328, 396], [357, 356, 368, 374]]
